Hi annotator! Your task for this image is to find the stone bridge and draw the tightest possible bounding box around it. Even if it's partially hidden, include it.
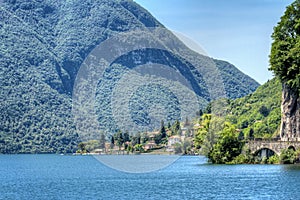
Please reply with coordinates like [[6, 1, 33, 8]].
[[247, 138, 300, 156]]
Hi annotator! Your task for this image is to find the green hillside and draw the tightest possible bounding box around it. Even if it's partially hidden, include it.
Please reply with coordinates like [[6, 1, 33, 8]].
[[226, 78, 282, 139], [194, 78, 282, 164]]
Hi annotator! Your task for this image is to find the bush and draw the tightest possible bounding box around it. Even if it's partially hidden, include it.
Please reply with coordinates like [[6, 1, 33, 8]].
[[268, 155, 280, 164], [280, 149, 296, 164], [230, 154, 248, 164]]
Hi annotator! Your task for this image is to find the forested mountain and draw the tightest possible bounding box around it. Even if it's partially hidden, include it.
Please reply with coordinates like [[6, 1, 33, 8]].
[[226, 78, 282, 139], [0, 0, 259, 153]]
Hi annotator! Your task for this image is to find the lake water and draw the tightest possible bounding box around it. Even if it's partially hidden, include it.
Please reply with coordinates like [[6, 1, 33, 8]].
[[1, 155, 300, 199]]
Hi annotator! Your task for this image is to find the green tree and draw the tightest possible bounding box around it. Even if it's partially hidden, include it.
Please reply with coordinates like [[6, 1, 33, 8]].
[[99, 133, 105, 149], [160, 120, 167, 138], [172, 120, 181, 135], [154, 133, 162, 145], [141, 134, 149, 144], [194, 114, 211, 149], [200, 115, 224, 157], [127, 144, 133, 154], [259, 105, 270, 117], [208, 122, 243, 164], [115, 130, 124, 151], [131, 133, 141, 146], [123, 131, 130, 143], [78, 142, 86, 153], [110, 135, 115, 149], [269, 0, 300, 92], [123, 131, 130, 150]]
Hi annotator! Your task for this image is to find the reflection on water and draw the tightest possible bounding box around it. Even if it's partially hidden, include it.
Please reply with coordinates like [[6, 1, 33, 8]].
[[282, 164, 300, 171]]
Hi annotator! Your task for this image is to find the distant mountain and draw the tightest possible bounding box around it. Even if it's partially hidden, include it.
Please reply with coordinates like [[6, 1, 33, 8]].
[[214, 59, 260, 99], [0, 0, 259, 153]]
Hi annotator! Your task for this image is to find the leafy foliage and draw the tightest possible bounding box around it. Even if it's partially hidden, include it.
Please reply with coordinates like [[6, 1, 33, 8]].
[[268, 155, 280, 164], [269, 0, 300, 93], [200, 120, 243, 164], [280, 148, 296, 164], [194, 78, 282, 164], [226, 78, 282, 139], [194, 114, 211, 149]]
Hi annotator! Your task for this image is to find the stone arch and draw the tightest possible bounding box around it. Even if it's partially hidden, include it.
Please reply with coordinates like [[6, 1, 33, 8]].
[[254, 148, 276, 158], [288, 146, 296, 151]]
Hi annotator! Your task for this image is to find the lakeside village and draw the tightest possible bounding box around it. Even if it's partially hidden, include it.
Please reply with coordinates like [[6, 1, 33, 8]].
[[76, 118, 202, 155]]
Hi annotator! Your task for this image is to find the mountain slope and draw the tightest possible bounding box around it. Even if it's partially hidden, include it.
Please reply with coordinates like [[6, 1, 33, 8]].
[[214, 59, 260, 99], [0, 0, 259, 153], [226, 78, 282, 138]]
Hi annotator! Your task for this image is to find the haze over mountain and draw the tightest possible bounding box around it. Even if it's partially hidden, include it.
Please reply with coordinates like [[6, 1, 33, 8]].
[[0, 0, 259, 153]]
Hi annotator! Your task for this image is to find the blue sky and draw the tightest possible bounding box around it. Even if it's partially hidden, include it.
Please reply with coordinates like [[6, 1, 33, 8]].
[[134, 0, 294, 84]]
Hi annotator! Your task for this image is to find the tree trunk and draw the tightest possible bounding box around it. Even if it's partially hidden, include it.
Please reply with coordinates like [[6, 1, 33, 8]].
[[280, 84, 300, 141]]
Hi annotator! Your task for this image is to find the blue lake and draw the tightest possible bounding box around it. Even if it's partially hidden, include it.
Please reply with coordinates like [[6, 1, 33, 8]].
[[1, 155, 300, 199]]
